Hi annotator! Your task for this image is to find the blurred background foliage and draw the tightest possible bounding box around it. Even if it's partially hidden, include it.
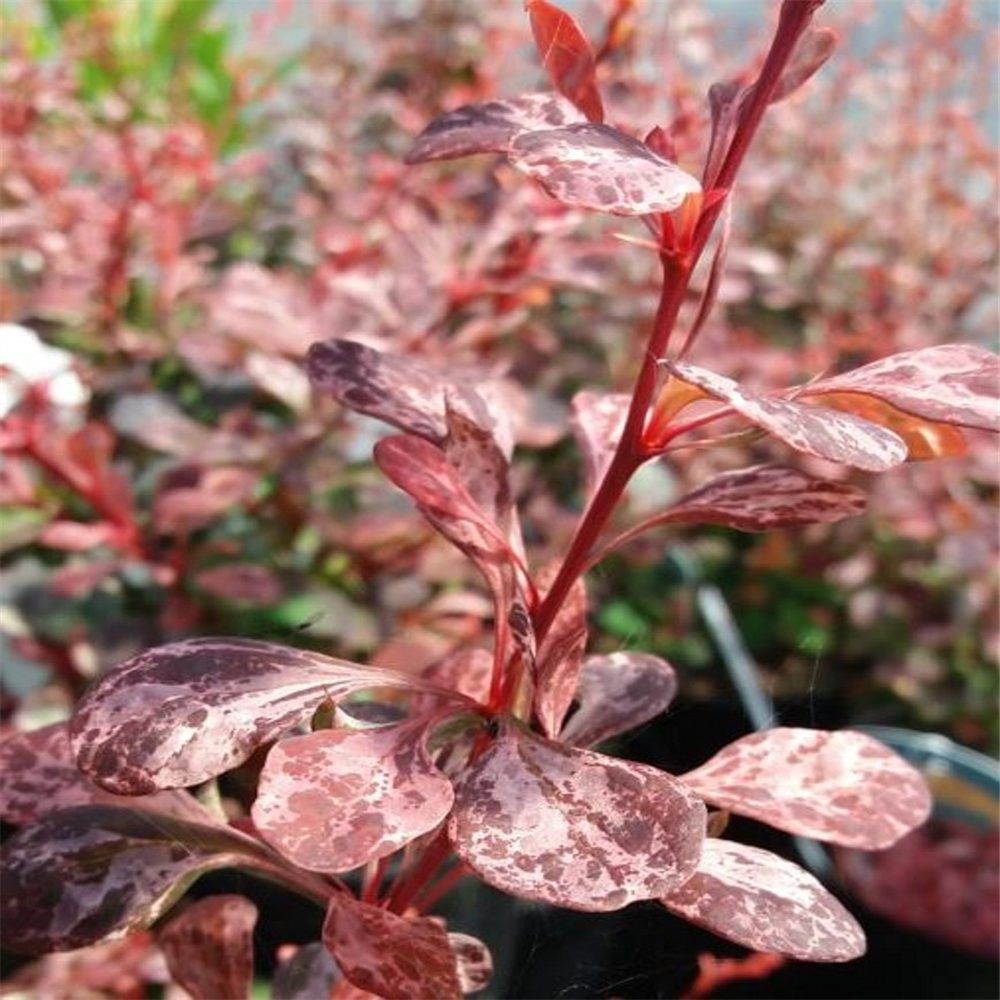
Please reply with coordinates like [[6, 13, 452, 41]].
[[0, 0, 996, 760]]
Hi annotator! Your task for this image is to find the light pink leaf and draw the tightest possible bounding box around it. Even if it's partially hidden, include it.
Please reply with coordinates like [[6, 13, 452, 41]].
[[449, 725, 705, 911], [158, 895, 259, 1000], [770, 27, 838, 103], [569, 390, 629, 495], [38, 520, 120, 551], [449, 933, 494, 994], [153, 466, 258, 535], [307, 339, 494, 446], [667, 362, 907, 472], [0, 805, 271, 954], [509, 124, 702, 216], [421, 648, 493, 705], [560, 652, 677, 748], [661, 839, 865, 961], [322, 895, 461, 1000], [683, 728, 933, 849], [194, 563, 283, 606], [71, 638, 470, 794], [604, 466, 867, 551], [0, 723, 209, 825], [252, 720, 455, 872], [405, 92, 586, 164], [533, 571, 588, 738], [805, 344, 1000, 432]]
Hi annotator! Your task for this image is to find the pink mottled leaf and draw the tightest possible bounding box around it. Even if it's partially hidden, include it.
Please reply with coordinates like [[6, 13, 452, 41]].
[[0, 723, 209, 825], [569, 390, 629, 495], [252, 720, 455, 872], [307, 339, 497, 448], [449, 725, 706, 911], [323, 895, 462, 1000], [38, 519, 119, 551], [0, 805, 271, 954], [683, 728, 932, 849], [603, 466, 867, 553], [195, 563, 282, 605], [449, 933, 494, 994], [153, 466, 258, 535], [560, 652, 677, 748], [509, 124, 702, 216], [405, 92, 586, 164], [421, 647, 493, 704], [661, 839, 865, 961], [71, 637, 470, 794], [533, 571, 588, 738], [527, 0, 604, 123], [804, 344, 1000, 432], [770, 27, 838, 103], [158, 895, 258, 1000], [667, 362, 907, 472]]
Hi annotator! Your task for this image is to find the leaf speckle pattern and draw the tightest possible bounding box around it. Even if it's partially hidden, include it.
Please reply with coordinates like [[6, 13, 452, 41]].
[[662, 839, 866, 961], [253, 721, 455, 872], [682, 728, 932, 849], [449, 726, 705, 911], [510, 123, 702, 216]]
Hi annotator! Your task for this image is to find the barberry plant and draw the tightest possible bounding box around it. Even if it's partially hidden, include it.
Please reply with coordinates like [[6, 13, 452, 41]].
[[2, 2, 998, 997]]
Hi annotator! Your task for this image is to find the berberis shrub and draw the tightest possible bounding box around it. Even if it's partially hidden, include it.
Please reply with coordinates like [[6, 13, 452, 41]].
[[2, 2, 998, 998]]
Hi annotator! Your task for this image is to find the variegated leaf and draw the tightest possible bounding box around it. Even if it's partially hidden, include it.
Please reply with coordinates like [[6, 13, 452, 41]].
[[608, 465, 867, 544], [405, 92, 586, 164], [569, 390, 630, 495], [682, 728, 932, 849], [449, 725, 705, 911], [307, 339, 497, 447], [252, 720, 455, 872], [509, 124, 702, 216], [804, 344, 1000, 432], [560, 652, 678, 748], [0, 723, 209, 825], [449, 933, 494, 994], [667, 362, 907, 471], [533, 570, 588, 738], [323, 895, 462, 1000], [71, 638, 469, 794], [0, 805, 269, 955], [158, 895, 258, 1000], [661, 839, 865, 961]]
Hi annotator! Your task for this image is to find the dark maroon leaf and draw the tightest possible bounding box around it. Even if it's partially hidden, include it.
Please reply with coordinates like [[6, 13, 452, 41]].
[[603, 466, 867, 552], [0, 723, 209, 825], [682, 728, 932, 849], [0, 805, 270, 955], [533, 574, 588, 738], [667, 362, 907, 472], [509, 124, 702, 216], [661, 839, 865, 961], [158, 895, 258, 1000], [405, 92, 586, 164], [527, 0, 604, 123], [323, 895, 461, 1000], [560, 652, 678, 748], [307, 339, 497, 446], [449, 725, 705, 911], [71, 637, 469, 794], [569, 390, 629, 495], [449, 933, 494, 994], [804, 345, 1000, 432], [252, 720, 455, 872], [770, 27, 838, 103], [272, 942, 340, 1000]]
